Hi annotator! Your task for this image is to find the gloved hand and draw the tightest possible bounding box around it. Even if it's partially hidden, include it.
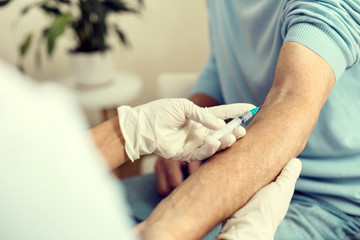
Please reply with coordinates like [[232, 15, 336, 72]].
[[118, 98, 255, 162], [216, 158, 302, 240]]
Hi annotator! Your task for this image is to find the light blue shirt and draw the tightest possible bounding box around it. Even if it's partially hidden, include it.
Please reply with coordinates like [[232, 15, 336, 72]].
[[192, 0, 360, 215]]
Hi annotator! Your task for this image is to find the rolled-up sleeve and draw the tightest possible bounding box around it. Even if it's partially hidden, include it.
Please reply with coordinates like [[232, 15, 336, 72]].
[[281, 0, 360, 80]]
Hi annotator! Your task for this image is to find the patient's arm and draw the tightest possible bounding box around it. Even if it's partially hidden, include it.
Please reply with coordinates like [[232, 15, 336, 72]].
[[138, 42, 335, 240], [91, 116, 129, 170]]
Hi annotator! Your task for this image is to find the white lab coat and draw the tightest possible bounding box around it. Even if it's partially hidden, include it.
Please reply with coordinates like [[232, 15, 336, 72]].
[[0, 60, 137, 240]]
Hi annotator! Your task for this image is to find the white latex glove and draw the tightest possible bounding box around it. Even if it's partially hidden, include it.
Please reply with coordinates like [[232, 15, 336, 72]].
[[216, 158, 302, 240], [118, 98, 255, 162]]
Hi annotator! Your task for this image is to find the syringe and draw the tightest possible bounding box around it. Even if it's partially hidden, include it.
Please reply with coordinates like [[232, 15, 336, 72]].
[[210, 106, 261, 140]]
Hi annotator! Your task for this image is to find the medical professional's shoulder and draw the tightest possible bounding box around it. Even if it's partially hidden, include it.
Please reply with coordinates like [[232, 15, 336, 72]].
[[0, 60, 86, 128], [0, 60, 137, 240]]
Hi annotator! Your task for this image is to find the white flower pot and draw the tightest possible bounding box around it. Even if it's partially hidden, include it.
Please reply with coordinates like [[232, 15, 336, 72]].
[[69, 51, 116, 88]]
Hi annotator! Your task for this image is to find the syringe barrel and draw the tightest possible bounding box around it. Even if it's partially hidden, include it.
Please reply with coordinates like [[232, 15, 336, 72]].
[[211, 117, 243, 140], [210, 110, 254, 140], [240, 110, 253, 122]]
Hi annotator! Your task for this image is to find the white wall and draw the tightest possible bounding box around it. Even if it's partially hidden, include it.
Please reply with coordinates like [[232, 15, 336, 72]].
[[0, 0, 209, 106]]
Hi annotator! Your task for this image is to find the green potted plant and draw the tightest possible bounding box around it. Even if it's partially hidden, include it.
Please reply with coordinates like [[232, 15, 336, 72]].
[[0, 0, 143, 87]]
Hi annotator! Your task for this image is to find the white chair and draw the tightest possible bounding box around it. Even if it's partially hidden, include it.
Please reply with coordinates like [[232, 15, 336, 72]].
[[140, 72, 198, 174]]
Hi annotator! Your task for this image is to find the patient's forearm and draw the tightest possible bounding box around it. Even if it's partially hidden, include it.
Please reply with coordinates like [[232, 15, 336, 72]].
[[143, 98, 312, 239], [90, 116, 129, 170], [141, 42, 335, 239]]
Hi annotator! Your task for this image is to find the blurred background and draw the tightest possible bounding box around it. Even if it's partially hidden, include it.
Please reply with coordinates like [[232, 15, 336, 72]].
[[0, 0, 208, 106], [0, 0, 209, 178]]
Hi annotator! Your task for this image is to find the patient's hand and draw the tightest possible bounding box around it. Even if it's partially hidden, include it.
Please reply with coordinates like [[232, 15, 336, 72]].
[[155, 157, 201, 196]]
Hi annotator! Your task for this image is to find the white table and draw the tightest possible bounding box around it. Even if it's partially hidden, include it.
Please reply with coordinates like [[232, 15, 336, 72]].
[[56, 71, 143, 125]]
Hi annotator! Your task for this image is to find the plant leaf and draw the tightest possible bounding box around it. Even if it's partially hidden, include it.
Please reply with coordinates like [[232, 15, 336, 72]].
[[19, 33, 33, 56], [114, 25, 129, 47], [35, 49, 42, 69], [0, 0, 11, 7], [46, 14, 72, 56], [103, 0, 138, 13], [55, 0, 70, 4], [21, 3, 38, 15], [137, 0, 144, 8], [40, 4, 62, 15], [21, 6, 31, 15], [42, 27, 50, 38]]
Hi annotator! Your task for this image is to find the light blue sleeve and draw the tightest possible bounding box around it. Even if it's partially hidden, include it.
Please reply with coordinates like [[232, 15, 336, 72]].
[[190, 0, 224, 104], [281, 0, 360, 80]]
